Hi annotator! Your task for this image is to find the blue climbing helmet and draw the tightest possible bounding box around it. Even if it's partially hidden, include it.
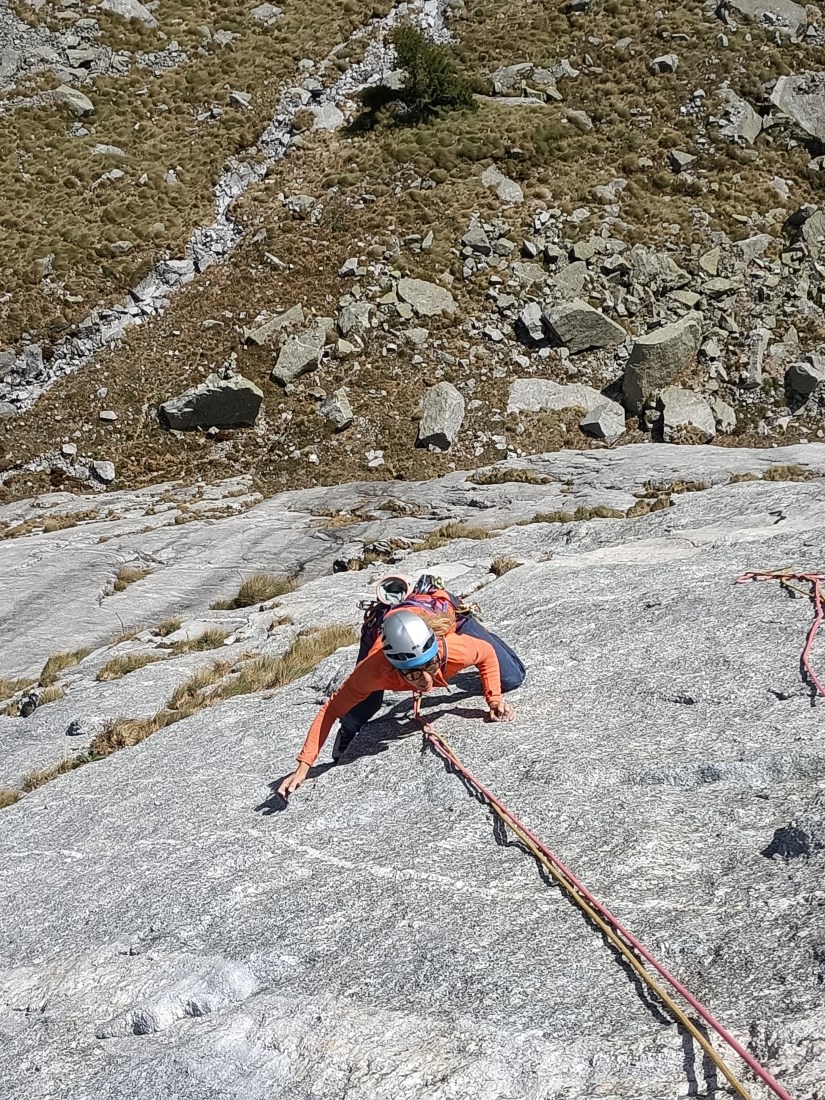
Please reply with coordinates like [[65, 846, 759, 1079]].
[[381, 609, 439, 670]]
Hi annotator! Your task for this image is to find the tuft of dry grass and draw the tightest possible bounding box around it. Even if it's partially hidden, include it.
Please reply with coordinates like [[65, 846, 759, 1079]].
[[417, 522, 496, 550], [155, 617, 183, 637], [626, 495, 672, 518], [0, 677, 32, 701], [471, 468, 554, 486], [0, 788, 21, 809], [21, 755, 87, 793], [210, 573, 300, 611], [490, 556, 521, 577], [113, 565, 152, 592], [37, 683, 66, 706], [524, 505, 625, 525], [93, 623, 359, 758], [762, 464, 819, 482], [39, 648, 91, 687], [728, 472, 760, 484], [96, 653, 164, 682], [642, 479, 709, 495], [166, 628, 231, 655]]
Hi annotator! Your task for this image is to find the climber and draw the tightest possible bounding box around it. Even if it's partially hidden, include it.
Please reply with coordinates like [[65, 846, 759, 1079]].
[[277, 608, 526, 798]]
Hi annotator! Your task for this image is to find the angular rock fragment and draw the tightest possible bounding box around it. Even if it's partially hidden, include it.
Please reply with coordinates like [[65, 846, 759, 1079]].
[[100, 0, 157, 26], [417, 382, 465, 450], [623, 314, 703, 412], [271, 326, 326, 385], [52, 85, 94, 116], [718, 88, 762, 145], [480, 164, 524, 204], [320, 389, 353, 431], [243, 305, 304, 347], [507, 378, 615, 415], [397, 278, 456, 317], [710, 397, 737, 433], [91, 460, 117, 483], [786, 355, 825, 395], [515, 302, 545, 345], [580, 401, 626, 443], [543, 299, 626, 354], [649, 54, 678, 74], [770, 72, 825, 142], [159, 375, 264, 430], [731, 0, 807, 36], [251, 3, 282, 24], [659, 387, 716, 442], [461, 222, 492, 255]]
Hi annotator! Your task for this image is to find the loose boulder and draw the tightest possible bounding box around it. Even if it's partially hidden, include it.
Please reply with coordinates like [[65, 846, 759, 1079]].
[[51, 85, 94, 116], [417, 382, 465, 450], [623, 313, 703, 412], [659, 387, 716, 443], [542, 299, 626, 354], [320, 389, 353, 431], [770, 72, 825, 142], [159, 375, 264, 430], [271, 326, 327, 385], [480, 165, 524, 204], [243, 304, 304, 347], [580, 401, 626, 444], [786, 355, 825, 396], [507, 378, 616, 416], [100, 0, 157, 26], [718, 88, 762, 145], [397, 278, 456, 317]]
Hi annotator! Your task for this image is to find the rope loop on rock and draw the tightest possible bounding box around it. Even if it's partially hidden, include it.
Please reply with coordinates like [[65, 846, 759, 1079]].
[[736, 570, 825, 698], [413, 697, 794, 1100]]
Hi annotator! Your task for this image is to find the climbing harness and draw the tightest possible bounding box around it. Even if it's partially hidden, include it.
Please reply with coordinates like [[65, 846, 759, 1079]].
[[736, 570, 825, 698], [412, 697, 794, 1100]]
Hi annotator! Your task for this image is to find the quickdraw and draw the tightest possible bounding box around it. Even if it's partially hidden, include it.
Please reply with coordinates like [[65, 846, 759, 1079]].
[[412, 696, 794, 1100], [736, 570, 825, 698]]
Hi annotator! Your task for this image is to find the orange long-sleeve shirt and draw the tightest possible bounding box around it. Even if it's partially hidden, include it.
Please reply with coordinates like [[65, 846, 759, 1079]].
[[296, 632, 503, 766]]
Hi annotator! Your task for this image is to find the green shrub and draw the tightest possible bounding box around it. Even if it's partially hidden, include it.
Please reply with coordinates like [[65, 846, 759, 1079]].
[[390, 25, 475, 118]]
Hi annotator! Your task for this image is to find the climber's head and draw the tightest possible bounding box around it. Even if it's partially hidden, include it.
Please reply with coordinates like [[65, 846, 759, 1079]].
[[381, 609, 439, 677]]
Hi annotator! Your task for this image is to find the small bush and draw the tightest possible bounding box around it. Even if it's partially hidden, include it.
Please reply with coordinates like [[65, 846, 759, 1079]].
[[763, 464, 818, 482], [471, 468, 554, 486], [96, 653, 163, 682], [626, 495, 672, 518], [113, 565, 151, 592], [39, 648, 91, 687], [37, 683, 65, 706], [490, 557, 521, 577], [0, 677, 31, 701], [0, 788, 21, 809], [389, 25, 475, 118], [21, 755, 87, 793], [210, 573, 300, 611], [728, 472, 760, 484]]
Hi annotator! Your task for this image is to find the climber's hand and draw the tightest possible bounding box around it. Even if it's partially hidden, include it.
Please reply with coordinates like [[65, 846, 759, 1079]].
[[488, 701, 515, 723], [277, 763, 310, 799]]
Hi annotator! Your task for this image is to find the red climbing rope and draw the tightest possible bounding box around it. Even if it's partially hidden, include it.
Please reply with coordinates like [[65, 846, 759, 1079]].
[[413, 699, 795, 1100], [736, 570, 825, 698]]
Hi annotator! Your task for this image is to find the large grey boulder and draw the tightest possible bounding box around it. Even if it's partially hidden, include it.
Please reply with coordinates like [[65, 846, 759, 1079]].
[[542, 299, 626, 354], [786, 355, 825, 395], [659, 386, 716, 442], [159, 374, 264, 430], [51, 85, 94, 116], [718, 88, 762, 145], [100, 0, 158, 26], [397, 278, 456, 317], [770, 73, 825, 142], [730, 0, 807, 35], [623, 313, 703, 412], [417, 382, 465, 450], [271, 326, 326, 385], [507, 378, 615, 415]]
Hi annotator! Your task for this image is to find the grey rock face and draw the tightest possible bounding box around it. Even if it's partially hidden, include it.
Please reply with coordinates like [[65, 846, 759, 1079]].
[[319, 388, 353, 431], [731, 0, 807, 35], [271, 326, 326, 385], [159, 374, 264, 430], [543, 299, 626, 354], [1, 452, 825, 1100], [798, 209, 825, 260], [51, 84, 94, 115], [623, 314, 703, 412], [770, 72, 825, 141], [786, 355, 825, 395], [659, 386, 716, 442], [397, 277, 456, 317], [579, 401, 626, 443], [417, 381, 465, 450]]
